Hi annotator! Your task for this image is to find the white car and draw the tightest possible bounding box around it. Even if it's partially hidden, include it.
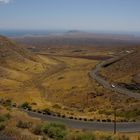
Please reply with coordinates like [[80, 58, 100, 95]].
[[111, 84, 115, 88]]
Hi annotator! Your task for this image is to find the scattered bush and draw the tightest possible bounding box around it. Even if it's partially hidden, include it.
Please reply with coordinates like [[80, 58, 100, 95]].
[[4, 99, 12, 107], [12, 103, 17, 107], [62, 115, 66, 118], [117, 109, 140, 119], [57, 114, 61, 117], [99, 110, 112, 116], [84, 118, 87, 121], [89, 119, 94, 121], [16, 120, 32, 129], [42, 122, 67, 140], [31, 124, 42, 135], [0, 113, 11, 123], [21, 102, 32, 110], [42, 108, 51, 115], [106, 119, 111, 122], [73, 133, 96, 140], [69, 116, 73, 119], [102, 119, 107, 122], [37, 110, 42, 114], [0, 116, 6, 122], [0, 123, 5, 131], [97, 119, 100, 122], [48, 127, 67, 140]]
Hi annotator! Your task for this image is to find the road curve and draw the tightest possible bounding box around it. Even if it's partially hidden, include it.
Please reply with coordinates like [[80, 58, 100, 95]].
[[25, 110, 140, 132], [90, 54, 140, 100], [23, 54, 140, 132]]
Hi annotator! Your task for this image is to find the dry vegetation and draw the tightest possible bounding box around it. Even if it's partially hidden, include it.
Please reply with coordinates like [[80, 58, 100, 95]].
[[100, 48, 140, 92], [0, 105, 140, 140], [0, 36, 140, 120], [0, 35, 62, 106], [0, 35, 140, 138]]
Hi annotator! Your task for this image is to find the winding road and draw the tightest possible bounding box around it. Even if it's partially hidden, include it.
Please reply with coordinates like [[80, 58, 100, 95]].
[[25, 53, 140, 132], [90, 53, 140, 100]]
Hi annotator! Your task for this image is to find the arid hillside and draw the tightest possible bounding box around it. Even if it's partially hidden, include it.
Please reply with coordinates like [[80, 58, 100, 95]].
[[0, 35, 60, 105], [0, 35, 47, 74]]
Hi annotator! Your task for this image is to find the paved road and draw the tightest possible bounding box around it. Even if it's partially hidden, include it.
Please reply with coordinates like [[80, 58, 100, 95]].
[[25, 110, 140, 132], [24, 54, 140, 132], [89, 54, 140, 100]]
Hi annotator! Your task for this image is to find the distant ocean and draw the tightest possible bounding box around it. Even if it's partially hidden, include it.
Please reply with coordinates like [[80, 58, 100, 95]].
[[0, 29, 140, 37], [0, 30, 66, 37]]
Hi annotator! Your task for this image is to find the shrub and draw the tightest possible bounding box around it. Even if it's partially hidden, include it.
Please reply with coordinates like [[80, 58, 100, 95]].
[[0, 123, 5, 131], [57, 114, 61, 117], [62, 115, 66, 118], [117, 109, 140, 119], [21, 102, 32, 110], [0, 116, 6, 122], [97, 119, 100, 122], [31, 124, 42, 135], [16, 120, 32, 129], [89, 119, 94, 121], [42, 108, 51, 115], [42, 122, 67, 140], [5, 99, 12, 106], [69, 116, 73, 119], [106, 119, 111, 122], [0, 113, 11, 123], [37, 110, 42, 114], [47, 127, 67, 140], [74, 133, 96, 140], [2, 99, 12, 107], [84, 118, 87, 121], [0, 114, 9, 122], [99, 110, 112, 116], [12, 103, 17, 107]]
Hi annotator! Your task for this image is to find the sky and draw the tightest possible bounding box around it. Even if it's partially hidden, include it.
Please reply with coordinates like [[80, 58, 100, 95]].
[[0, 0, 140, 32]]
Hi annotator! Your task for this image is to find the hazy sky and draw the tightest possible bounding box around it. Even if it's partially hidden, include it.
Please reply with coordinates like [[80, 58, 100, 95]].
[[0, 0, 140, 32]]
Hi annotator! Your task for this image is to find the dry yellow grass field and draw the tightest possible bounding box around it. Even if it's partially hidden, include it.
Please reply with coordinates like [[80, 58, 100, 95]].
[[1, 36, 140, 121], [0, 36, 140, 139]]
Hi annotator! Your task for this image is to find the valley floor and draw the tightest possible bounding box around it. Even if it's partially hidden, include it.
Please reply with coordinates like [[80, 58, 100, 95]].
[[1, 52, 140, 121]]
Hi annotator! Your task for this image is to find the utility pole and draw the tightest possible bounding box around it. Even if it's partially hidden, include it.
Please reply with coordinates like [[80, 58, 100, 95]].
[[111, 87, 117, 135], [114, 107, 117, 134]]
